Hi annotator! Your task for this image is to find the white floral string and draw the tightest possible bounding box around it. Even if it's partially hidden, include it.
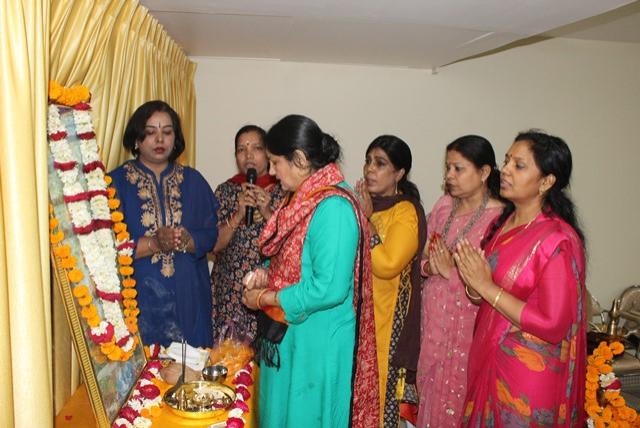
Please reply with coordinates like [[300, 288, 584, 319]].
[[48, 103, 135, 354]]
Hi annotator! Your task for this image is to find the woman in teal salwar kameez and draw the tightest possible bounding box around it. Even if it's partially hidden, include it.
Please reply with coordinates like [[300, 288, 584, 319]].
[[242, 115, 379, 428]]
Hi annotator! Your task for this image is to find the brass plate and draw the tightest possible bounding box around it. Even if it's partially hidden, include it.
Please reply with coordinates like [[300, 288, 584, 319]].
[[164, 380, 236, 420]]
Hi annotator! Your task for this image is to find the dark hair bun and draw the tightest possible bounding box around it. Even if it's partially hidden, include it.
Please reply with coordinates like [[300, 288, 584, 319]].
[[321, 133, 340, 164]]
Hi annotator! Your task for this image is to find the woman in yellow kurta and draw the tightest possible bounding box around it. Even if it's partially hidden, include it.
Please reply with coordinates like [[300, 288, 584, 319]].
[[356, 135, 427, 427]]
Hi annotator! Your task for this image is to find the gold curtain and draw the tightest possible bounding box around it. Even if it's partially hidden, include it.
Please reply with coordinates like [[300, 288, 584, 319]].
[[0, 0, 53, 427], [48, 0, 197, 413]]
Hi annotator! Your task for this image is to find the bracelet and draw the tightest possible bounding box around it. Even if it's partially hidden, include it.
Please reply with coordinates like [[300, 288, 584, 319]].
[[464, 285, 482, 303], [491, 288, 504, 308], [256, 289, 269, 310]]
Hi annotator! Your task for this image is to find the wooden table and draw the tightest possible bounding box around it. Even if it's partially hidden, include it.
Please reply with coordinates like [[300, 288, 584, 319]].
[[55, 381, 258, 428]]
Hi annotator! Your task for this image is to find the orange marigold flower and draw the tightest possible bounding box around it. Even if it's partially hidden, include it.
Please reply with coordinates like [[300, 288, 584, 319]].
[[119, 266, 134, 276], [116, 231, 130, 242], [118, 255, 133, 266], [54, 245, 72, 258], [586, 381, 599, 391], [81, 304, 97, 319], [61, 256, 77, 269], [48, 80, 63, 100], [126, 320, 139, 334], [586, 403, 602, 418], [68, 269, 84, 283], [593, 356, 606, 366], [611, 341, 625, 355], [513, 345, 545, 372], [78, 295, 92, 306], [586, 389, 597, 400], [113, 222, 127, 234], [50, 230, 65, 244], [87, 315, 101, 328], [603, 406, 613, 422], [123, 299, 138, 309], [49, 218, 59, 230], [122, 288, 137, 299], [586, 372, 599, 383], [111, 211, 124, 222], [104, 175, 112, 184], [107, 187, 117, 199], [107, 347, 123, 361], [72, 284, 89, 298], [600, 364, 614, 374], [140, 409, 151, 418], [122, 278, 136, 288], [613, 396, 627, 408], [108, 198, 121, 210]]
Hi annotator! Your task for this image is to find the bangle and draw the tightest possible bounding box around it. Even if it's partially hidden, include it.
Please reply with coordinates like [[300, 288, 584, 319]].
[[465, 285, 482, 303], [491, 288, 504, 308], [256, 289, 269, 310]]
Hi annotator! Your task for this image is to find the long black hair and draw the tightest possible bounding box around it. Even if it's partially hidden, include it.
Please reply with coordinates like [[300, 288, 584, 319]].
[[123, 100, 185, 162], [265, 114, 341, 169], [366, 135, 420, 201], [482, 130, 585, 248], [446, 135, 500, 199]]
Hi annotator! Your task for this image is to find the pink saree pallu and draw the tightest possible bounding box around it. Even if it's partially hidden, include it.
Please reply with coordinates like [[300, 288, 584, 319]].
[[462, 212, 586, 428]]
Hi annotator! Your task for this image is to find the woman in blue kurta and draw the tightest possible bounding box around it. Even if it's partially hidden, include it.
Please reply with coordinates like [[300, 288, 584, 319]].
[[109, 100, 218, 348], [242, 115, 379, 428]]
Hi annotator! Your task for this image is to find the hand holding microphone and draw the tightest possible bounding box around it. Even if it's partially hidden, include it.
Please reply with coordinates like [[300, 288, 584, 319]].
[[245, 168, 258, 226]]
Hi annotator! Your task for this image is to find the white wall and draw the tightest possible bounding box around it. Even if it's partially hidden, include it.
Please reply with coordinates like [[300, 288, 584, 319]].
[[193, 37, 640, 310]]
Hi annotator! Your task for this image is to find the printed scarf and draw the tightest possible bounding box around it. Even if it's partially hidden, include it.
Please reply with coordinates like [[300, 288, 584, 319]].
[[258, 162, 380, 428]]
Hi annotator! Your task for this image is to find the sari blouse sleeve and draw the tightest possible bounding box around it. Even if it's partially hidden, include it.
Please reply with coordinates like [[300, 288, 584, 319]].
[[520, 238, 579, 344], [371, 201, 419, 279], [279, 196, 358, 324]]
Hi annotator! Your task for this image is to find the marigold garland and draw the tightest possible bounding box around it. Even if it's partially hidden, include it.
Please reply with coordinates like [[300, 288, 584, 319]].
[[585, 340, 640, 428], [48, 81, 140, 361]]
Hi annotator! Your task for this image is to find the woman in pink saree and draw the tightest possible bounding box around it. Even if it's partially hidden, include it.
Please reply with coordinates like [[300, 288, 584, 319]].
[[417, 135, 503, 428], [455, 131, 586, 427]]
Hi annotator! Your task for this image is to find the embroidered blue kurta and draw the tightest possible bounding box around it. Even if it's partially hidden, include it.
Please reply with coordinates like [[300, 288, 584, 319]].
[[109, 160, 219, 348]]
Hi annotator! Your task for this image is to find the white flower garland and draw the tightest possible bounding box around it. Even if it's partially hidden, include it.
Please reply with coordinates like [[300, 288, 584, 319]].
[[48, 104, 133, 350]]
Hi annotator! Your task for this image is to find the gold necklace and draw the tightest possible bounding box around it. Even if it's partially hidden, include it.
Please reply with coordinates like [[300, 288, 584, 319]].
[[489, 211, 540, 252]]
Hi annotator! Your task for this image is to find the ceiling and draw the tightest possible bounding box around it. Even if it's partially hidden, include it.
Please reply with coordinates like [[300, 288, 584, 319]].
[[140, 0, 640, 70]]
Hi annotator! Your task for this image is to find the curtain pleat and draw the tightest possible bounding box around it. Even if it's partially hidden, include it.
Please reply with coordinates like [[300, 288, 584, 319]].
[[0, 0, 52, 426]]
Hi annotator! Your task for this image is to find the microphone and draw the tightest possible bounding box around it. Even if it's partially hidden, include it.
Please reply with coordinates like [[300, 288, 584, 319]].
[[245, 168, 257, 226]]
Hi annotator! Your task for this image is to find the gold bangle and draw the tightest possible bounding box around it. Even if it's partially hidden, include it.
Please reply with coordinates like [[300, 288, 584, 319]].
[[256, 289, 269, 310], [491, 288, 504, 308], [464, 285, 482, 303]]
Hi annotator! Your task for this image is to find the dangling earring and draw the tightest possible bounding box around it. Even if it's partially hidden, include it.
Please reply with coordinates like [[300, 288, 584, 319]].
[[134, 142, 139, 151], [395, 182, 399, 195]]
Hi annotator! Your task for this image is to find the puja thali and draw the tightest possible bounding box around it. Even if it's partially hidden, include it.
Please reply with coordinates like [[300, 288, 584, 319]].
[[164, 380, 236, 419]]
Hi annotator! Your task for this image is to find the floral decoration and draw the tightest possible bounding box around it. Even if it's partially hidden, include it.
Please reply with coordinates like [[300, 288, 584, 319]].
[[49, 80, 90, 107], [48, 82, 139, 361], [585, 340, 640, 428], [112, 360, 165, 428], [223, 361, 254, 428]]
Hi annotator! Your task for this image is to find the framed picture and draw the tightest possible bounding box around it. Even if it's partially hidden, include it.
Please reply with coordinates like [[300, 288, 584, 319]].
[[48, 102, 146, 427]]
